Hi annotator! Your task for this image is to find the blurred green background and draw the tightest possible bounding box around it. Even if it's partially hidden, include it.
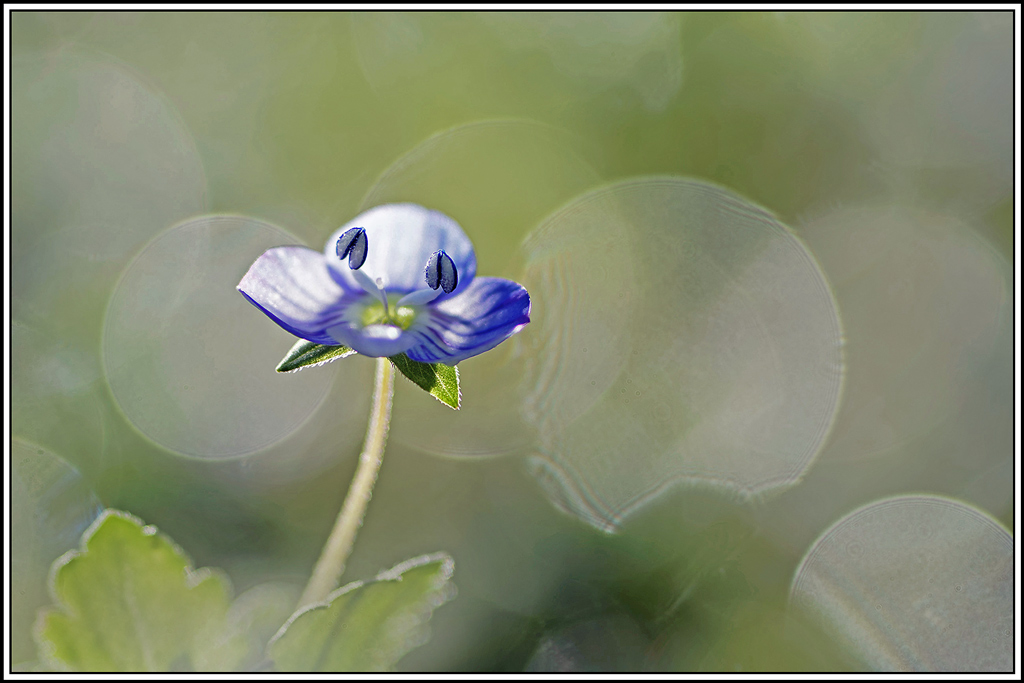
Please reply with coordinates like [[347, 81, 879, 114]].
[[11, 11, 1014, 672]]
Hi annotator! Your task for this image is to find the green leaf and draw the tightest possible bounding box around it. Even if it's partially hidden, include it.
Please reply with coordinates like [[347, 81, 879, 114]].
[[276, 339, 356, 373], [389, 354, 460, 410], [267, 553, 456, 672], [35, 510, 234, 672], [193, 581, 302, 672]]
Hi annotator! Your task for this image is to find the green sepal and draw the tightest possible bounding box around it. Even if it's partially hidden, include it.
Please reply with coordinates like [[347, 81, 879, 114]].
[[267, 553, 456, 672], [388, 354, 460, 410], [276, 340, 356, 373]]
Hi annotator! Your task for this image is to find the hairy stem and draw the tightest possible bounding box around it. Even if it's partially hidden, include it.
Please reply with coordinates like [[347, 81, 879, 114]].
[[298, 356, 395, 607]]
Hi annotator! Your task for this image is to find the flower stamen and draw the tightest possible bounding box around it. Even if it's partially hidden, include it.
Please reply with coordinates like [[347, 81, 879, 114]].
[[425, 250, 458, 294], [336, 227, 368, 270], [376, 277, 390, 318], [396, 287, 442, 307], [351, 268, 390, 316]]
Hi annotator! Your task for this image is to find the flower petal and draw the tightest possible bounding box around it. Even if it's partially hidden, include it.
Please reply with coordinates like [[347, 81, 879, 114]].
[[405, 277, 531, 364], [237, 246, 358, 345], [326, 322, 417, 358], [324, 204, 476, 298]]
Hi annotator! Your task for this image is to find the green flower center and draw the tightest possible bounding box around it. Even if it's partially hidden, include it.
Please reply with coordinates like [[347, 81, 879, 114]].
[[359, 295, 417, 330]]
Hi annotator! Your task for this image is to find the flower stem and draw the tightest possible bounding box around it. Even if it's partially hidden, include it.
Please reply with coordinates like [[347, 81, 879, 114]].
[[298, 356, 395, 608]]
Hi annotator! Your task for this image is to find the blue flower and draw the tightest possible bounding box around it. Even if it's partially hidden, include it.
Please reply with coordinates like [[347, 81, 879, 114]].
[[238, 203, 531, 364]]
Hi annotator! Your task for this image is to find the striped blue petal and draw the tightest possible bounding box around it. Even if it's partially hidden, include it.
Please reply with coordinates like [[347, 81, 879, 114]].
[[237, 246, 361, 345], [405, 277, 531, 364]]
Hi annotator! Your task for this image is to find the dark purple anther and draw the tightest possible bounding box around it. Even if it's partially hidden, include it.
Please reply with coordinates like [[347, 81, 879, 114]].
[[336, 227, 368, 270], [425, 250, 458, 294]]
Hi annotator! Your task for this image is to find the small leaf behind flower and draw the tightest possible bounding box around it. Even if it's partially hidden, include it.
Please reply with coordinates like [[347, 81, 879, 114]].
[[389, 354, 460, 410], [268, 553, 456, 672], [276, 340, 356, 373]]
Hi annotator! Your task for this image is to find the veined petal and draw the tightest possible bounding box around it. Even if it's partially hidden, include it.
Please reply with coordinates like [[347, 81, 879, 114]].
[[237, 246, 359, 345], [326, 322, 417, 358], [405, 277, 531, 365], [324, 203, 476, 298]]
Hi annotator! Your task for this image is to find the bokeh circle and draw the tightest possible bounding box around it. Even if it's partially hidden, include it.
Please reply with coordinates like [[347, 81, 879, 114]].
[[519, 177, 844, 531], [102, 215, 334, 459], [791, 495, 1013, 672]]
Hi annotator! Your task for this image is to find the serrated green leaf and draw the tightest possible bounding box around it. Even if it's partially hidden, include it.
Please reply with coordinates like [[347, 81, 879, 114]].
[[35, 510, 234, 672], [389, 354, 460, 410], [267, 553, 456, 672], [276, 339, 356, 373], [193, 581, 302, 672]]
